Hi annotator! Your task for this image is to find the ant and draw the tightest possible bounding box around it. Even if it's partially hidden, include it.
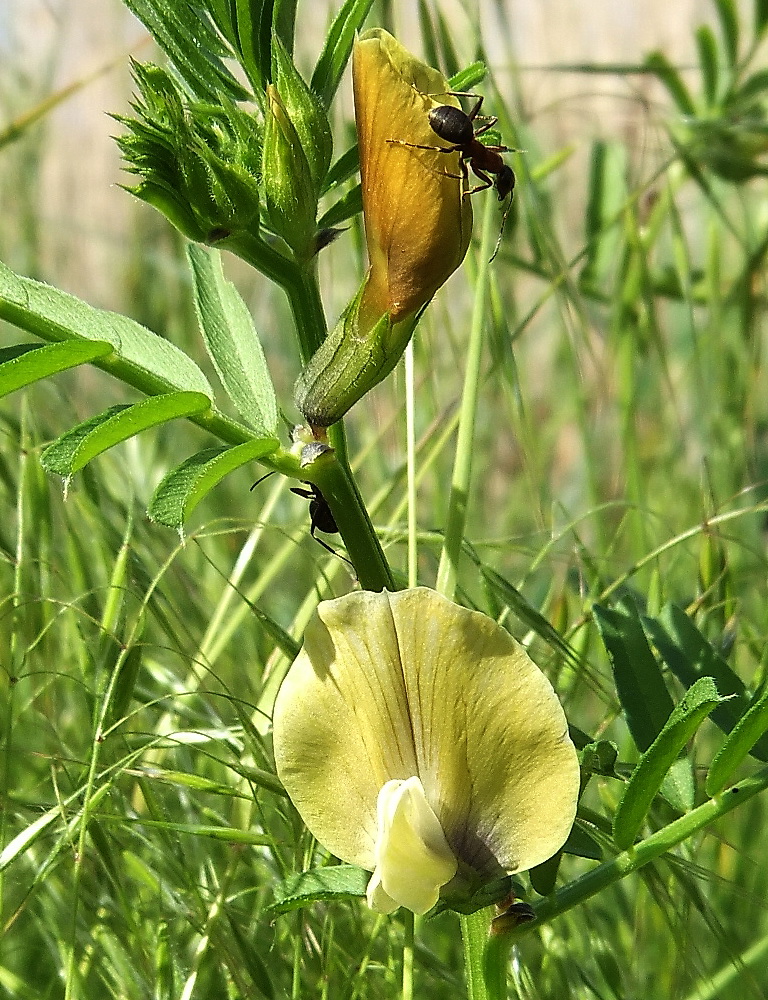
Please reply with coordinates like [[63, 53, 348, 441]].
[[387, 92, 515, 261], [251, 473, 352, 566]]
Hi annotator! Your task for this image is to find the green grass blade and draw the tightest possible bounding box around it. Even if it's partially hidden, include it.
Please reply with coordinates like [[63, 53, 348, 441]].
[[695, 25, 720, 107], [593, 601, 674, 752], [310, 0, 375, 107], [713, 0, 739, 67], [612, 677, 725, 849], [645, 50, 697, 115]]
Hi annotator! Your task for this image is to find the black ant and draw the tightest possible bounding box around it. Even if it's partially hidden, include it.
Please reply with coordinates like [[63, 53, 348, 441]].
[[251, 473, 352, 566], [387, 92, 515, 261]]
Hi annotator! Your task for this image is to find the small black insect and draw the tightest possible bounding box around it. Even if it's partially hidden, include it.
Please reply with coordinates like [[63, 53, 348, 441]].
[[388, 92, 515, 261], [251, 473, 351, 565]]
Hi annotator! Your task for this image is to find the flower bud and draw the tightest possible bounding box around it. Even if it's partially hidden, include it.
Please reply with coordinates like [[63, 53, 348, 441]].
[[272, 36, 333, 194], [261, 85, 318, 260], [355, 28, 473, 322], [294, 29, 472, 427]]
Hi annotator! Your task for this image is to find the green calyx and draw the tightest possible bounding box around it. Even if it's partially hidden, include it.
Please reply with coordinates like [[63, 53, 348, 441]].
[[294, 279, 421, 427]]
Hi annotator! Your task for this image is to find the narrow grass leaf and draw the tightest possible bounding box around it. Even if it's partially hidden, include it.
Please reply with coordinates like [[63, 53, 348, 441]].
[[448, 62, 487, 93], [137, 768, 253, 799], [270, 865, 369, 913], [311, 0, 376, 107], [0, 258, 214, 396], [187, 245, 277, 434], [706, 686, 768, 794], [594, 601, 674, 752], [225, 912, 276, 1000], [612, 677, 725, 850], [317, 183, 362, 229], [580, 140, 628, 294], [321, 144, 359, 194], [121, 0, 248, 101], [695, 25, 720, 107], [103, 818, 273, 844], [41, 392, 211, 476], [645, 51, 697, 115], [481, 566, 578, 664], [714, 0, 739, 66], [644, 603, 768, 760], [0, 340, 113, 398], [147, 439, 278, 528], [757, 0, 768, 34], [107, 645, 143, 726], [738, 67, 768, 101]]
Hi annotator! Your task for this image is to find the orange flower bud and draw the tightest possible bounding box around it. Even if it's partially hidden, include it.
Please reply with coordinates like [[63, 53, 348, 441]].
[[353, 28, 472, 325]]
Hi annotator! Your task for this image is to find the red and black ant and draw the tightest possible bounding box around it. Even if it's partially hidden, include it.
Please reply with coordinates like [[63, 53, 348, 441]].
[[388, 92, 515, 261], [251, 473, 352, 566]]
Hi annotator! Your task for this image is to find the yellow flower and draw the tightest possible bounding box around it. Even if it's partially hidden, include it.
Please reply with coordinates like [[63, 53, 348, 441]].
[[353, 28, 473, 326], [273, 589, 580, 915]]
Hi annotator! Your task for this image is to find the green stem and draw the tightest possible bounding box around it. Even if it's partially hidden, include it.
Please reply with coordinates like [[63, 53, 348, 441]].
[[461, 909, 506, 1000], [513, 767, 768, 936], [402, 911, 414, 1000], [226, 233, 327, 364], [436, 195, 495, 601], [311, 454, 395, 592], [436, 203, 507, 1000]]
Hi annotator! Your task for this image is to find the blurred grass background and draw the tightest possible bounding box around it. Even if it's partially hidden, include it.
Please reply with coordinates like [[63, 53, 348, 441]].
[[2, 1, 768, 998]]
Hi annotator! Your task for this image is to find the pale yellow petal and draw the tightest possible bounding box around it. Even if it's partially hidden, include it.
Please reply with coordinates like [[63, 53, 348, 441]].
[[385, 589, 580, 875], [366, 777, 457, 915], [272, 591, 418, 870]]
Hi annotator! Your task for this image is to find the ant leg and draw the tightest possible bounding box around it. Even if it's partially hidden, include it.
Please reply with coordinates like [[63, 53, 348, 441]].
[[440, 91, 486, 121], [475, 140, 513, 153], [489, 199, 513, 264], [310, 526, 355, 568], [290, 486, 313, 501], [250, 470, 276, 491], [464, 167, 494, 195], [472, 120, 503, 141]]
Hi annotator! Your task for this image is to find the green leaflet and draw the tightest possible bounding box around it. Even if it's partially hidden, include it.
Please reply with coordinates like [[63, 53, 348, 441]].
[[270, 865, 369, 914], [148, 440, 278, 528], [0, 340, 113, 398], [707, 687, 768, 795], [0, 258, 213, 398], [644, 603, 768, 761], [41, 393, 212, 477], [187, 245, 278, 436], [594, 601, 674, 752]]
